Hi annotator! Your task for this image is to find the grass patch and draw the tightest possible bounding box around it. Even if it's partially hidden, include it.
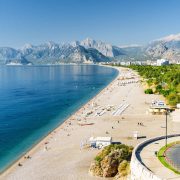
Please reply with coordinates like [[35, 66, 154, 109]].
[[126, 136, 133, 140], [158, 141, 180, 174]]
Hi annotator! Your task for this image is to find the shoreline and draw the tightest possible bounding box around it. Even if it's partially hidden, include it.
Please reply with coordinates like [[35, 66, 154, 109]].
[[1, 65, 176, 180], [0, 65, 120, 177]]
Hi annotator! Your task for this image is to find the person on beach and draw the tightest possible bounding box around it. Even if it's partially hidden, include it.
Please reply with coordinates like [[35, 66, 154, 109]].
[[18, 163, 22, 167]]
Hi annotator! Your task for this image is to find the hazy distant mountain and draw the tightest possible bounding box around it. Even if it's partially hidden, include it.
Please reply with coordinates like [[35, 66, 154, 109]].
[[0, 47, 20, 64], [21, 42, 109, 64], [80, 38, 124, 57], [1, 34, 180, 65], [119, 45, 144, 56], [145, 34, 180, 62], [0, 40, 109, 65], [6, 57, 32, 65]]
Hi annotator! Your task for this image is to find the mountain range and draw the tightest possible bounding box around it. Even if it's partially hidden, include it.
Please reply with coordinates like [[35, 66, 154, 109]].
[[145, 34, 180, 63], [0, 34, 180, 65]]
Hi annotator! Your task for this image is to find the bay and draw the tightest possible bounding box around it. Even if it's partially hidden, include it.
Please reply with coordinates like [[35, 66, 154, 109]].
[[0, 64, 118, 172]]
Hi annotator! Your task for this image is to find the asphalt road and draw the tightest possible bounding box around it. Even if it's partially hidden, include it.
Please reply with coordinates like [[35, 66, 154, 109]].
[[166, 143, 180, 171]]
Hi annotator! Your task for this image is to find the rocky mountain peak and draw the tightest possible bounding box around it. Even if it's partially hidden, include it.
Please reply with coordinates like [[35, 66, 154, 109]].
[[156, 33, 180, 42]]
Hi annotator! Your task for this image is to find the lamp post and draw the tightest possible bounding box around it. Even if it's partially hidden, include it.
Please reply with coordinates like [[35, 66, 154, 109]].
[[165, 108, 169, 147]]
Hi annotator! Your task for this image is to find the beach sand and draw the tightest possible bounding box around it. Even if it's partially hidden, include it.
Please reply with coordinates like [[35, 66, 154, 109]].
[[0, 66, 178, 180]]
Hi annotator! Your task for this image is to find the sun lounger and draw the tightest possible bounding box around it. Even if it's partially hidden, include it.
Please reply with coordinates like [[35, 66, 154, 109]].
[[113, 103, 129, 116]]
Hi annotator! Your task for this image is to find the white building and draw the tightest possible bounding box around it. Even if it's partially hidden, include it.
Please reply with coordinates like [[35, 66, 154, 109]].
[[89, 136, 112, 148], [151, 100, 166, 107], [156, 59, 169, 66]]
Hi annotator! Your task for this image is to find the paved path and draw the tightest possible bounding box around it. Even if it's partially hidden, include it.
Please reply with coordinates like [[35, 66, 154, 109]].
[[140, 136, 180, 179]]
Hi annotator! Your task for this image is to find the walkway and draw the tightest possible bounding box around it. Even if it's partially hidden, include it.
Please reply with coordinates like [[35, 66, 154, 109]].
[[140, 136, 180, 179]]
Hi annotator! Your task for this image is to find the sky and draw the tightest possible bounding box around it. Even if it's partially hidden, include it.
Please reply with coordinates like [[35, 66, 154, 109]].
[[0, 0, 180, 48]]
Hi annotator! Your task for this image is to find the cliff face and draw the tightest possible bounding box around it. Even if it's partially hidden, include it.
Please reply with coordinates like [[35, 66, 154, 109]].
[[2, 34, 180, 65], [145, 34, 180, 63], [89, 144, 133, 178]]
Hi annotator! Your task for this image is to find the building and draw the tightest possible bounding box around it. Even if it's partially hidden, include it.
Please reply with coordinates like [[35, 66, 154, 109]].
[[89, 136, 112, 148], [156, 59, 169, 66], [151, 100, 166, 107], [148, 100, 168, 114]]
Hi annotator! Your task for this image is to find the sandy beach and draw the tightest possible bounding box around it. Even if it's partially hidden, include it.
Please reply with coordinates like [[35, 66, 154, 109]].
[[0, 66, 178, 180]]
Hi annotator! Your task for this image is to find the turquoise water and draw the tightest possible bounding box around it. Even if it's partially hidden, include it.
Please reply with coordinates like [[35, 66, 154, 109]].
[[0, 65, 118, 172]]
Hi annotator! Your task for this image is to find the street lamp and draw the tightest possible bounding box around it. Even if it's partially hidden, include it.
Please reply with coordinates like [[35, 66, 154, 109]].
[[165, 108, 170, 147]]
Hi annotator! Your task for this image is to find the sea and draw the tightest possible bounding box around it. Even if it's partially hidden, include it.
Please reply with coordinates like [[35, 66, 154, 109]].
[[0, 64, 118, 172]]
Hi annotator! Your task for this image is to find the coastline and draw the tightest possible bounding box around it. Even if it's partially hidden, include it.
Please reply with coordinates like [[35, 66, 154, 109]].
[[1, 65, 177, 180], [0, 65, 119, 178]]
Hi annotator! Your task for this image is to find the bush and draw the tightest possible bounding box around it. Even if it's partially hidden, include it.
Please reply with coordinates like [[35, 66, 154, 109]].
[[160, 89, 171, 97], [118, 160, 130, 176], [94, 156, 102, 163], [167, 93, 180, 106], [118, 160, 128, 172], [144, 88, 153, 94], [155, 85, 162, 93], [90, 144, 133, 178]]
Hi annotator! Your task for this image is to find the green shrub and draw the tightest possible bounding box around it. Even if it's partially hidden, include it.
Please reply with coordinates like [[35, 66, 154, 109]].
[[167, 92, 180, 106], [156, 85, 162, 93], [118, 160, 130, 176], [118, 160, 128, 171], [144, 88, 153, 94], [160, 89, 171, 97], [94, 156, 102, 163]]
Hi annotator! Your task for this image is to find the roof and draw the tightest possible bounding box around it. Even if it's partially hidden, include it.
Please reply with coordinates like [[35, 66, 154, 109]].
[[89, 136, 112, 142], [96, 137, 112, 141], [150, 105, 169, 109]]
